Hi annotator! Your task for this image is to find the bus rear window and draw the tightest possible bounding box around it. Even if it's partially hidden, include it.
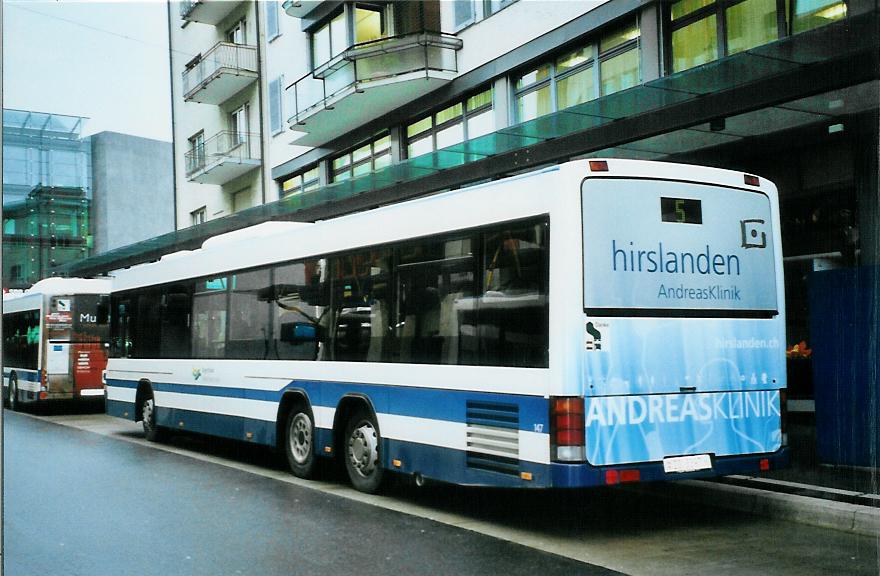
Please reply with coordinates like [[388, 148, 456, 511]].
[[582, 178, 778, 317]]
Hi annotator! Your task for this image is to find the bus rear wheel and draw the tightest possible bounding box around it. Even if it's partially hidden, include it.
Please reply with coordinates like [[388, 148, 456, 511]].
[[344, 408, 384, 494], [285, 408, 316, 479], [141, 395, 165, 442]]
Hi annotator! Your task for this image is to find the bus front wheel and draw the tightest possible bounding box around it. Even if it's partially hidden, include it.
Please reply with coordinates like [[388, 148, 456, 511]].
[[8, 374, 18, 412], [344, 408, 384, 494], [285, 407, 316, 479]]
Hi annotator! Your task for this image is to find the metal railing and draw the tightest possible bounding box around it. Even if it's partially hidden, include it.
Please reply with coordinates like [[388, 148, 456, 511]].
[[182, 42, 258, 99], [184, 131, 261, 177], [286, 32, 462, 125]]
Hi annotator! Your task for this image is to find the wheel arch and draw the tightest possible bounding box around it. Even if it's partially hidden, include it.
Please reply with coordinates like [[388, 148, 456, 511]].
[[134, 379, 153, 422], [332, 393, 379, 458], [276, 388, 312, 450]]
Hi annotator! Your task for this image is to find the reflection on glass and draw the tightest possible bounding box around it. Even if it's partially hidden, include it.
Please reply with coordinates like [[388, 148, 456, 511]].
[[355, 6, 384, 43], [671, 0, 714, 20], [516, 85, 552, 122], [600, 49, 639, 95], [516, 64, 551, 89], [600, 23, 639, 52], [792, 0, 846, 33], [726, 0, 778, 55], [557, 67, 594, 110], [671, 15, 717, 72]]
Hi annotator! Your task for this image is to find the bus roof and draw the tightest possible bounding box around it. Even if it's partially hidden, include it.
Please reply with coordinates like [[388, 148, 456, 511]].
[[111, 159, 777, 293]]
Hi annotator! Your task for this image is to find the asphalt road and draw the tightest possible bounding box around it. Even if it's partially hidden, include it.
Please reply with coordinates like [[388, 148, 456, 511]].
[[4, 409, 879, 575], [3, 410, 617, 576]]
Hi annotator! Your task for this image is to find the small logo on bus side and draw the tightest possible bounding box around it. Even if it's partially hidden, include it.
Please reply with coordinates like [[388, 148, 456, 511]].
[[192, 368, 202, 381], [740, 219, 767, 249], [586, 321, 609, 351]]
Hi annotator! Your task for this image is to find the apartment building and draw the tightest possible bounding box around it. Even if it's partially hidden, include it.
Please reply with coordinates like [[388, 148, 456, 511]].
[[116, 0, 880, 441]]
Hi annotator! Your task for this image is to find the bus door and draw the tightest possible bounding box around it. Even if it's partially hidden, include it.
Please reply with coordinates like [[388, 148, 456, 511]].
[[72, 294, 110, 396], [46, 296, 75, 396]]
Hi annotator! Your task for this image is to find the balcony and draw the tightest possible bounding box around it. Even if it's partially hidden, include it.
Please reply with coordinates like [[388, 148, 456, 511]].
[[185, 131, 261, 185], [285, 32, 463, 147], [180, 0, 243, 25], [183, 42, 258, 105], [281, 0, 324, 18]]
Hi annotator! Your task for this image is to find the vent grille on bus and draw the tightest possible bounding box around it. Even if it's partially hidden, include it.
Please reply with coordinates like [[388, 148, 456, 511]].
[[465, 401, 520, 475]]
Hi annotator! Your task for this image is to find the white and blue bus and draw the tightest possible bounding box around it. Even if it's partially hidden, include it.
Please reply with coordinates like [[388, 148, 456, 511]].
[[105, 159, 787, 493]]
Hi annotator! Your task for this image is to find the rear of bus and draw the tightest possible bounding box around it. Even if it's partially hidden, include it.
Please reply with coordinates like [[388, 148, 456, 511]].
[[556, 160, 787, 487]]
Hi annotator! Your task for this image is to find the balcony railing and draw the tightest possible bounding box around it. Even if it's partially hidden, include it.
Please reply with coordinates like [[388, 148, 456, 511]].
[[286, 32, 462, 127], [185, 131, 261, 185], [183, 42, 258, 103]]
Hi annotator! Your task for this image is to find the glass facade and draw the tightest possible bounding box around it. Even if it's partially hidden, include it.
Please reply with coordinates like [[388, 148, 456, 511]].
[[331, 134, 391, 182], [406, 87, 494, 159], [514, 21, 640, 122], [669, 0, 846, 72], [2, 109, 92, 289], [282, 166, 320, 196]]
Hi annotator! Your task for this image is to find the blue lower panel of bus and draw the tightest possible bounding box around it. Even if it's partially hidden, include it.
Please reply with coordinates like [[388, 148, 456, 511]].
[[106, 395, 787, 488]]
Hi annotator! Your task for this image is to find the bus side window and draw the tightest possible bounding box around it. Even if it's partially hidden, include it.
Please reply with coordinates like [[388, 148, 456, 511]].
[[395, 235, 476, 365], [478, 219, 549, 368], [330, 249, 391, 362], [228, 269, 271, 360], [273, 259, 328, 361], [160, 285, 193, 359], [192, 277, 228, 359]]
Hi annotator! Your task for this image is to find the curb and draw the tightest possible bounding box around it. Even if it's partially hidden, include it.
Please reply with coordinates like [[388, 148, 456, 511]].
[[635, 479, 880, 536]]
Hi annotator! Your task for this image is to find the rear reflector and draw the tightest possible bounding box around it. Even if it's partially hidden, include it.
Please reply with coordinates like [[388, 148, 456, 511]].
[[760, 458, 770, 471], [589, 160, 609, 172], [605, 469, 641, 485], [552, 397, 585, 462]]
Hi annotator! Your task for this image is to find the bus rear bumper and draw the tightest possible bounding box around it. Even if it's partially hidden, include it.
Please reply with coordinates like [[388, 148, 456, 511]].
[[549, 448, 789, 488]]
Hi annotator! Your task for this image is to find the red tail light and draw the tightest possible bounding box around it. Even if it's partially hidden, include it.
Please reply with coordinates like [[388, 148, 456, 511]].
[[589, 160, 609, 172], [552, 397, 585, 462], [759, 458, 770, 471], [744, 174, 760, 186]]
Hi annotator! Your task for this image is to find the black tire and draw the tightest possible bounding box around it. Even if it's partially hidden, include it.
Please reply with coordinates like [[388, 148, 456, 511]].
[[343, 407, 384, 494], [284, 406, 317, 479], [141, 393, 165, 442], [8, 374, 19, 412]]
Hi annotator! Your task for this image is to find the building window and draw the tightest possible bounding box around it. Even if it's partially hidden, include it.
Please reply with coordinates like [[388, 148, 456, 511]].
[[406, 87, 494, 159], [484, 0, 518, 17], [227, 18, 246, 44], [266, 1, 280, 41], [668, 0, 845, 73], [310, 4, 392, 69], [453, 0, 476, 29], [229, 105, 249, 144], [282, 166, 320, 196], [331, 134, 391, 182], [191, 206, 207, 226], [188, 131, 205, 173], [269, 76, 284, 134], [791, 0, 846, 33], [514, 22, 639, 123]]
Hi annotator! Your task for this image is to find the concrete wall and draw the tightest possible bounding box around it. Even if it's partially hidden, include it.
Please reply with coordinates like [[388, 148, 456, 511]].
[[90, 131, 174, 254]]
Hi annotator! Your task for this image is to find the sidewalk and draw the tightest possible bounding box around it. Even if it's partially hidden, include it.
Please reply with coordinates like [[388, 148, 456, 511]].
[[641, 417, 880, 536]]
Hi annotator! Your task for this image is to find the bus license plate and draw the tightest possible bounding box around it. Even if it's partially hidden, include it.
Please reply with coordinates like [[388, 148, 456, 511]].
[[663, 454, 712, 474]]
